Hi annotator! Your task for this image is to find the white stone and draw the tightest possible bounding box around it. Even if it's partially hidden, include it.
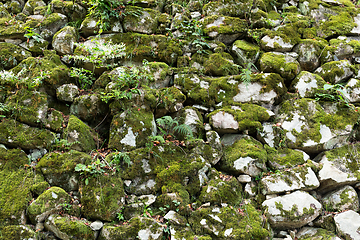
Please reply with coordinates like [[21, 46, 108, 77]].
[[262, 191, 322, 229], [210, 111, 238, 133], [334, 210, 360, 240]]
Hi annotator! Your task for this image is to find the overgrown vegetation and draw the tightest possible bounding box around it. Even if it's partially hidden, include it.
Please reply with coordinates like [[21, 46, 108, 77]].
[[315, 83, 354, 109]]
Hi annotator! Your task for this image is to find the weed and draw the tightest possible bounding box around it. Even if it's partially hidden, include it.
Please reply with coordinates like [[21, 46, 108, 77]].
[[58, 202, 72, 212], [0, 102, 9, 118], [70, 67, 96, 89], [67, 38, 126, 70], [116, 206, 125, 221], [52, 138, 80, 151], [24, 27, 43, 43], [143, 204, 153, 218], [156, 116, 193, 140], [315, 83, 354, 109], [75, 158, 106, 185], [100, 60, 153, 103], [240, 62, 257, 86], [111, 151, 132, 167]]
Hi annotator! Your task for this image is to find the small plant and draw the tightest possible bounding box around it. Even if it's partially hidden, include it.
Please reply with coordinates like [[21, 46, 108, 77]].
[[100, 62, 153, 103], [75, 159, 106, 185], [143, 205, 153, 218], [70, 67, 96, 89], [315, 83, 354, 109], [240, 62, 257, 86], [58, 202, 72, 212], [156, 116, 193, 140], [0, 102, 9, 118], [111, 151, 132, 167], [52, 138, 80, 151], [67, 38, 126, 70], [24, 27, 43, 43], [116, 207, 125, 221]]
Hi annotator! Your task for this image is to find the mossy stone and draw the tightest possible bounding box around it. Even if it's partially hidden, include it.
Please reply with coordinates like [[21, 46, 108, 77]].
[[27, 186, 71, 224], [80, 172, 125, 221], [36, 150, 91, 191], [0, 42, 31, 70], [64, 115, 97, 153], [0, 119, 54, 150]]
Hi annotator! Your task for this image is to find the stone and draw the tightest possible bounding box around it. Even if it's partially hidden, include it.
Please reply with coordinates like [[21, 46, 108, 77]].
[[294, 40, 321, 71], [108, 109, 156, 151], [262, 191, 322, 229], [220, 135, 267, 177], [344, 78, 360, 103], [208, 110, 238, 134], [291, 71, 327, 98], [322, 185, 359, 212], [90, 220, 104, 231], [231, 40, 261, 66], [334, 210, 360, 240], [123, 7, 160, 34], [44, 214, 95, 240], [296, 227, 341, 240], [52, 26, 78, 55], [64, 115, 97, 153], [259, 52, 301, 82], [70, 93, 108, 122], [56, 84, 79, 102], [260, 35, 295, 52], [237, 175, 252, 183], [275, 98, 358, 154], [315, 143, 360, 194], [314, 60, 353, 84], [261, 166, 320, 195], [27, 187, 71, 224]]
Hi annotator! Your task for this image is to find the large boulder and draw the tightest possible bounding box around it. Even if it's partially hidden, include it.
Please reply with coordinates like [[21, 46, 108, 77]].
[[322, 185, 359, 212], [334, 210, 360, 240], [52, 26, 78, 55], [108, 109, 156, 151], [262, 191, 322, 229], [315, 143, 360, 194], [261, 165, 320, 195]]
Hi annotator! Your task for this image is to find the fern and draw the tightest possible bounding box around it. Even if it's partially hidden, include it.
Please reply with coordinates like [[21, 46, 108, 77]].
[[111, 151, 132, 167], [240, 62, 258, 86], [155, 116, 194, 140]]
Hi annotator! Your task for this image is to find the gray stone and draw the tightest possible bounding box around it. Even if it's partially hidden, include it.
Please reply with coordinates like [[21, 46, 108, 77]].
[[322, 185, 359, 212], [261, 166, 320, 195], [56, 84, 79, 102], [260, 35, 295, 52], [52, 26, 78, 55], [262, 191, 322, 229], [334, 210, 360, 240]]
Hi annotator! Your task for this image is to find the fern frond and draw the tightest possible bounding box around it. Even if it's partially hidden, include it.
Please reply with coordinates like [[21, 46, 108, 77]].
[[174, 124, 193, 138]]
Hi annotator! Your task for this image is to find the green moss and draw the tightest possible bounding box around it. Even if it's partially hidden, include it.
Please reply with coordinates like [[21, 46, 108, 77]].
[[5, 88, 48, 126], [314, 60, 350, 84], [108, 108, 155, 151], [203, 52, 239, 76], [198, 173, 243, 205], [0, 148, 28, 171], [107, 32, 183, 66], [202, 15, 248, 35], [50, 214, 95, 239], [64, 115, 97, 153], [259, 52, 300, 80], [208, 104, 270, 133], [0, 42, 31, 70], [0, 119, 54, 150], [0, 225, 36, 239], [316, 11, 357, 38], [189, 204, 269, 239], [0, 168, 36, 226], [27, 186, 71, 224], [36, 150, 91, 191], [80, 171, 125, 221], [266, 146, 306, 169], [324, 143, 360, 179]]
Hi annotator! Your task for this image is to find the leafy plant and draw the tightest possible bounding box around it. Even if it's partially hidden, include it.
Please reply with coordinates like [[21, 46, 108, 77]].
[[111, 151, 132, 167], [70, 67, 96, 89], [58, 202, 72, 212], [315, 83, 354, 109], [143, 205, 153, 218], [100, 61, 153, 103], [116, 207, 125, 221], [240, 62, 257, 86], [24, 27, 43, 43], [67, 38, 126, 70], [52, 138, 80, 151], [75, 159, 106, 185], [156, 116, 193, 140], [0, 102, 9, 118]]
